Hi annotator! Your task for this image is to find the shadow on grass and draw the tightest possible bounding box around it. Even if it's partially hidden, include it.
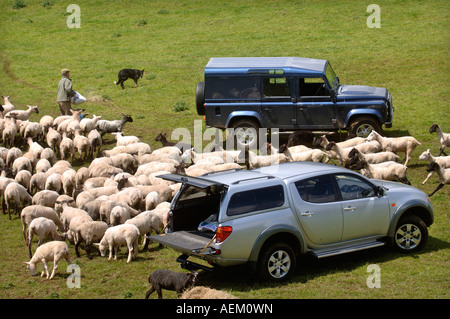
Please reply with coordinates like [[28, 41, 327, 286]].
[[194, 236, 449, 292]]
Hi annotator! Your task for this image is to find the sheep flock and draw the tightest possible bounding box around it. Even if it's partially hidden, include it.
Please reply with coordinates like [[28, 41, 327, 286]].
[[0, 94, 448, 298]]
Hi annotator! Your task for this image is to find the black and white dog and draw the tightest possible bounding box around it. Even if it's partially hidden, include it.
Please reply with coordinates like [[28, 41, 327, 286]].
[[114, 68, 144, 89]]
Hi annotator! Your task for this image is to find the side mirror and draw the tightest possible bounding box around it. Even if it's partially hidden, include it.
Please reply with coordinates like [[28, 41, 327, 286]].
[[376, 186, 385, 197]]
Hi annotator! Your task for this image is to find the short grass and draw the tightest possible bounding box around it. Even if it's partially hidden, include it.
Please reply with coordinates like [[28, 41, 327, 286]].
[[0, 0, 448, 299]]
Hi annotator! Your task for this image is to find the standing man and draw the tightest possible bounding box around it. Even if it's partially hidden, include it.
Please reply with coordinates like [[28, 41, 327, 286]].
[[57, 68, 75, 115]]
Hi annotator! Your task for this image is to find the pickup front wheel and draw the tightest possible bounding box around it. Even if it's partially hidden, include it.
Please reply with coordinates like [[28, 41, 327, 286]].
[[258, 243, 296, 282]]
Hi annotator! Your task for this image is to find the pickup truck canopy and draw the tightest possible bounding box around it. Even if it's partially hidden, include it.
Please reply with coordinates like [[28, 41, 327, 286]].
[[158, 173, 226, 189]]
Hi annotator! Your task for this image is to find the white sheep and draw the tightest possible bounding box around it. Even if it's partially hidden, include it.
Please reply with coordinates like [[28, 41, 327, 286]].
[[54, 194, 76, 216], [110, 206, 131, 226], [145, 191, 161, 211], [418, 149, 450, 184], [6, 147, 22, 167], [61, 169, 77, 197], [36, 158, 51, 174], [429, 123, 450, 156], [68, 214, 94, 245], [59, 203, 91, 231], [39, 115, 54, 138], [32, 189, 60, 208], [354, 158, 410, 185], [59, 134, 75, 163], [426, 161, 450, 197], [101, 142, 151, 157], [29, 172, 47, 195], [73, 129, 91, 161], [112, 131, 140, 146], [5, 105, 39, 121], [2, 116, 18, 148], [40, 148, 56, 166], [96, 113, 133, 137], [44, 173, 62, 193], [238, 149, 288, 169], [15, 169, 32, 190], [149, 201, 170, 230], [87, 129, 102, 158], [367, 130, 421, 167], [4, 181, 32, 219], [280, 145, 326, 163], [23, 121, 41, 142], [20, 205, 64, 244], [80, 114, 102, 135], [46, 127, 62, 155], [1, 95, 15, 118], [74, 220, 108, 258], [24, 241, 72, 280], [349, 147, 400, 164], [125, 212, 161, 249], [27, 217, 66, 257], [96, 224, 140, 263]]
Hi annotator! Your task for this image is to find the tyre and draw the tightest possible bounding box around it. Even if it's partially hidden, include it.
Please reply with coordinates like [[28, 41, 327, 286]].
[[195, 81, 205, 115], [390, 215, 428, 253], [231, 119, 259, 150], [258, 243, 296, 282], [348, 116, 381, 138]]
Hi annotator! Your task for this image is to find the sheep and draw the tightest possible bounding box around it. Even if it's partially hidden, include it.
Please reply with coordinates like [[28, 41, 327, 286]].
[[110, 206, 131, 226], [46, 127, 62, 155], [366, 130, 421, 167], [54, 194, 75, 216], [39, 115, 54, 139], [109, 185, 143, 210], [4, 181, 32, 219], [61, 168, 77, 197], [107, 153, 137, 173], [32, 189, 60, 208], [429, 123, 450, 156], [56, 109, 82, 136], [96, 224, 140, 263], [2, 116, 18, 148], [40, 148, 56, 166], [418, 149, 450, 184], [279, 144, 326, 163], [5, 105, 39, 121], [29, 172, 47, 195], [81, 198, 106, 221], [27, 217, 66, 257], [1, 95, 15, 118], [126, 211, 162, 249], [59, 203, 91, 231], [113, 132, 140, 146], [148, 201, 170, 230], [44, 173, 62, 193], [353, 157, 411, 185], [36, 158, 51, 174], [73, 129, 91, 161], [74, 221, 108, 258], [75, 166, 89, 190], [87, 129, 102, 158], [23, 121, 41, 142], [80, 114, 102, 135], [15, 169, 32, 190], [68, 214, 94, 245], [145, 269, 199, 299], [348, 147, 400, 164], [145, 191, 161, 211], [426, 161, 450, 197], [24, 241, 72, 280], [96, 113, 133, 137], [6, 147, 22, 167], [20, 205, 64, 244], [237, 148, 288, 169], [101, 142, 151, 157]]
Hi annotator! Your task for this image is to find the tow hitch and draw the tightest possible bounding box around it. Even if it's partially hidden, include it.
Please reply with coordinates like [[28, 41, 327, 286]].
[[176, 254, 214, 272]]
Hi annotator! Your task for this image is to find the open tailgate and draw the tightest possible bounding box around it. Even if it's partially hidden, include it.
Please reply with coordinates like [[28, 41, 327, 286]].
[[149, 231, 215, 255]]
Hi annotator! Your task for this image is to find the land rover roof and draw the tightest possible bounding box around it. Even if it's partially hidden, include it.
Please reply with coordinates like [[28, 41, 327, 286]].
[[205, 57, 328, 76]]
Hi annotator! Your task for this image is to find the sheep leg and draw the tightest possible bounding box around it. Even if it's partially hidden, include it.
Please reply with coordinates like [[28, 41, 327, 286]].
[[27, 233, 33, 258], [438, 147, 447, 156], [145, 286, 155, 299], [41, 259, 49, 278], [126, 242, 133, 263], [428, 183, 444, 197], [75, 237, 83, 257], [422, 172, 434, 185], [49, 258, 59, 280]]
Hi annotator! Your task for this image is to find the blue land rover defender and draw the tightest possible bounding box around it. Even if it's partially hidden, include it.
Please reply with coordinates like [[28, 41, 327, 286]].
[[196, 57, 393, 148]]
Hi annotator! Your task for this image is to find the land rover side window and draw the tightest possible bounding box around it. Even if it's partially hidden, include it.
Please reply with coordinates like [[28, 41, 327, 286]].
[[299, 77, 330, 97], [335, 174, 376, 200], [227, 185, 284, 216], [295, 175, 337, 203], [262, 77, 291, 99], [205, 77, 261, 100]]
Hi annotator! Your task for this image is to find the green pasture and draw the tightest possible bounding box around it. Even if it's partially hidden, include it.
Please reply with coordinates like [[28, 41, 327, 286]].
[[0, 0, 448, 299]]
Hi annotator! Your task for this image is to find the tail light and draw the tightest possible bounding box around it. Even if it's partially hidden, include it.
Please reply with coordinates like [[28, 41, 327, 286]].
[[216, 226, 232, 243]]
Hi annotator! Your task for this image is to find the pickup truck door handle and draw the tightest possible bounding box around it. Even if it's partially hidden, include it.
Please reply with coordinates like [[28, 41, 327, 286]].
[[343, 206, 356, 212], [301, 211, 314, 216]]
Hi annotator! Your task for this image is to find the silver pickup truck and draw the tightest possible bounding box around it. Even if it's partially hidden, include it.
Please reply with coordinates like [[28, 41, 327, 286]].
[[150, 162, 433, 282]]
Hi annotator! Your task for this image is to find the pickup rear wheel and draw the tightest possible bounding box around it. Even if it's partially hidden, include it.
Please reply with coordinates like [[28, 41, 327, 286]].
[[258, 243, 296, 282]]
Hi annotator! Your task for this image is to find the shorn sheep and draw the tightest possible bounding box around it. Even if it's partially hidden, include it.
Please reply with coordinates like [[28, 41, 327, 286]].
[[96, 224, 140, 263], [429, 123, 450, 156], [426, 161, 450, 197], [418, 149, 450, 184], [145, 269, 199, 299], [366, 130, 421, 167], [74, 221, 108, 259], [96, 113, 133, 137], [27, 217, 66, 257], [24, 241, 72, 280], [353, 157, 411, 185]]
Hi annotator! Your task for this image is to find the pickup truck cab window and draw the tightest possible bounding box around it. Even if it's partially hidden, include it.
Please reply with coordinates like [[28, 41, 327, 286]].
[[335, 174, 376, 200], [294, 175, 337, 203]]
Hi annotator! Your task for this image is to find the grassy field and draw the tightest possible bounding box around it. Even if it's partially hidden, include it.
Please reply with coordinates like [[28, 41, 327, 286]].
[[0, 0, 448, 300]]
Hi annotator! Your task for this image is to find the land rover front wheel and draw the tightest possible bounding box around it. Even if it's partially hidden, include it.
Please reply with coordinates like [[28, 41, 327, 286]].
[[258, 243, 296, 282], [231, 119, 259, 150], [348, 116, 381, 138]]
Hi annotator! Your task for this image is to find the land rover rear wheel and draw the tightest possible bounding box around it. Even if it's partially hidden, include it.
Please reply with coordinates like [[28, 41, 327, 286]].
[[231, 119, 259, 150], [258, 243, 296, 282]]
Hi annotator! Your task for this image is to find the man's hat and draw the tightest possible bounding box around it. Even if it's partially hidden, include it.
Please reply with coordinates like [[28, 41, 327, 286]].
[[61, 68, 71, 75]]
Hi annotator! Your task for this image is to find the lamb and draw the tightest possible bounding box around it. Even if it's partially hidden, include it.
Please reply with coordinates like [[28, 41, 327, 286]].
[[54, 194, 76, 216], [99, 199, 139, 224], [101, 142, 151, 157], [4, 181, 32, 219], [109, 185, 143, 210], [113, 132, 140, 146], [46, 127, 62, 155], [1, 95, 15, 118], [32, 189, 60, 208], [23, 121, 42, 142], [87, 129, 102, 158], [74, 221, 108, 258], [39, 115, 54, 139], [279, 144, 326, 163], [238, 148, 288, 169], [429, 123, 450, 156], [61, 169, 77, 197], [96, 113, 133, 137], [40, 148, 57, 166], [88, 162, 123, 178], [2, 116, 18, 149], [366, 130, 421, 166], [73, 129, 91, 161], [15, 169, 32, 190], [426, 161, 450, 197], [418, 149, 450, 184], [96, 224, 140, 263], [109, 206, 131, 226], [36, 158, 51, 174], [24, 241, 72, 280], [44, 173, 62, 193], [348, 147, 400, 164], [125, 212, 161, 249], [145, 191, 162, 211], [353, 157, 411, 185], [145, 269, 199, 299], [59, 203, 91, 231], [6, 147, 22, 167], [29, 172, 48, 195], [5, 104, 39, 121], [26, 217, 66, 257], [81, 198, 106, 221], [20, 205, 64, 244], [75, 166, 89, 190], [59, 134, 75, 163], [79, 114, 102, 135], [68, 214, 94, 246], [148, 201, 171, 230]]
